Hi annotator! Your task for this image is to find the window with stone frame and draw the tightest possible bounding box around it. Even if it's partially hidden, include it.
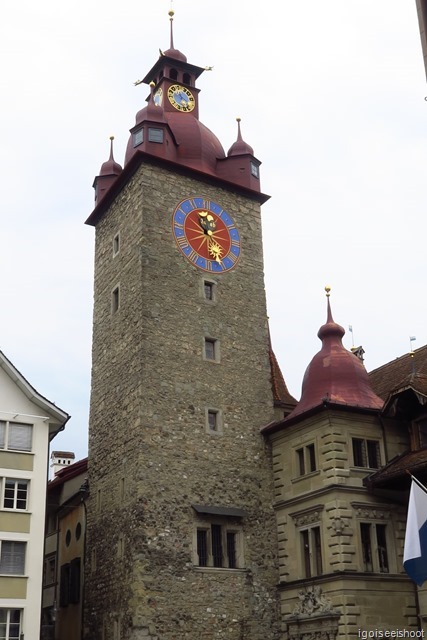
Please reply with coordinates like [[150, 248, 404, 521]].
[[195, 522, 242, 569], [352, 438, 381, 468], [203, 279, 216, 302], [206, 408, 222, 434], [290, 504, 324, 580], [359, 522, 389, 573], [300, 526, 323, 578], [204, 337, 219, 362], [295, 443, 317, 476]]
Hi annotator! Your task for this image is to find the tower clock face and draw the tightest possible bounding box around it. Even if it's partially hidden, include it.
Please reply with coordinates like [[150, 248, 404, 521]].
[[172, 197, 241, 273], [167, 84, 195, 112]]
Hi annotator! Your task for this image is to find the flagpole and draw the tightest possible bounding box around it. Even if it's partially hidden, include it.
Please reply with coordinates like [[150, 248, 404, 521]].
[[406, 469, 427, 495]]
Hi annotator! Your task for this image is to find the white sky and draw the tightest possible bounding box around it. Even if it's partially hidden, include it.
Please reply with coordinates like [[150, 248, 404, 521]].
[[0, 1, 426, 462]]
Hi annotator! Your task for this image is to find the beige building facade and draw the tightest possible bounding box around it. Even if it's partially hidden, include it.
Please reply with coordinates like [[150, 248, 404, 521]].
[[0, 351, 68, 640], [262, 298, 421, 638]]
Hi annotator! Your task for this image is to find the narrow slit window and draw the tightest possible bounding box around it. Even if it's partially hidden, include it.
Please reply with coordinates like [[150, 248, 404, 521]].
[[112, 286, 120, 313]]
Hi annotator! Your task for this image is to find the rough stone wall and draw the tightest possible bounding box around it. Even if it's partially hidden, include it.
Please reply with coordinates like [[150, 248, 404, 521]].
[[84, 163, 280, 640]]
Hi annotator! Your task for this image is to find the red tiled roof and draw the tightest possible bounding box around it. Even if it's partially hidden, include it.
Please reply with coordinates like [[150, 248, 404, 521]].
[[269, 347, 297, 409], [48, 457, 88, 491], [369, 345, 427, 401], [364, 447, 427, 490]]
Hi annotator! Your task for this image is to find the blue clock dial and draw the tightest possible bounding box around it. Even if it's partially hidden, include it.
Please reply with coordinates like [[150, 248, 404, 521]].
[[172, 198, 241, 273]]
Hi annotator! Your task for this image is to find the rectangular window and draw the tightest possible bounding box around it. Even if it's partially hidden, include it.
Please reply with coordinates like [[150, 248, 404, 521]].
[[250, 162, 259, 178], [148, 128, 164, 143], [352, 438, 380, 468], [204, 281, 214, 301], [376, 524, 389, 573], [211, 524, 223, 567], [207, 409, 220, 432], [359, 523, 389, 573], [60, 564, 70, 607], [0, 542, 26, 575], [227, 532, 237, 569], [360, 523, 373, 571], [0, 609, 21, 640], [43, 555, 56, 586], [0, 422, 32, 452], [3, 479, 28, 510], [307, 444, 316, 472], [196, 524, 242, 569], [133, 129, 143, 147], [296, 448, 305, 475], [204, 338, 217, 361], [296, 444, 316, 476], [300, 527, 322, 578], [197, 529, 208, 567], [69, 557, 81, 604]]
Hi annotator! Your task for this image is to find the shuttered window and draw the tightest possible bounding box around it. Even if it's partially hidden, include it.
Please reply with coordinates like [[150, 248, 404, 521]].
[[0, 542, 26, 575], [0, 422, 33, 452]]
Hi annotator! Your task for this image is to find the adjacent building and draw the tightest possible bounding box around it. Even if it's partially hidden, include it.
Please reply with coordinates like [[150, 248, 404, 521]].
[[262, 293, 420, 637], [0, 350, 69, 640], [42, 456, 88, 640]]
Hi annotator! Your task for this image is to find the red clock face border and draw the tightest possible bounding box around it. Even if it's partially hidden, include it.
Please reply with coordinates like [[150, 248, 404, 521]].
[[172, 197, 241, 273]]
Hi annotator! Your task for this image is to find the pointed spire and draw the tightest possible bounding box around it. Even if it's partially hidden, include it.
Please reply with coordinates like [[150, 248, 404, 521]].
[[163, 8, 187, 62], [99, 136, 122, 177], [227, 117, 254, 157], [317, 286, 345, 341], [169, 9, 175, 50]]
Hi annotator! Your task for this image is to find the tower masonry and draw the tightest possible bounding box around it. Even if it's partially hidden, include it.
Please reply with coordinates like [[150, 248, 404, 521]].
[[84, 12, 293, 640]]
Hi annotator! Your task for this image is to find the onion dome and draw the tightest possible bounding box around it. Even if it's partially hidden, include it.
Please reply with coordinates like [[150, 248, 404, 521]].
[[163, 10, 187, 62], [227, 118, 254, 157], [287, 288, 383, 421], [99, 136, 122, 176]]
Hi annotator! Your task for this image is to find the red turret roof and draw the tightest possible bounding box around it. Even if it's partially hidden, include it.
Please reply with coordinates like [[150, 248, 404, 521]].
[[286, 292, 383, 421]]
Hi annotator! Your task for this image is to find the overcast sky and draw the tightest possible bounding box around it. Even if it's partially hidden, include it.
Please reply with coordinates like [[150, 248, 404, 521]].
[[1, 1, 426, 463]]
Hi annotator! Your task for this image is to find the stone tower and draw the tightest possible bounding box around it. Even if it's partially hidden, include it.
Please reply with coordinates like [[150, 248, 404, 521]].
[[84, 12, 294, 640]]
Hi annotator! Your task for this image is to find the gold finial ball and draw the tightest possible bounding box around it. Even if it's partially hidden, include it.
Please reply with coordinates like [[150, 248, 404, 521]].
[[149, 81, 155, 88], [169, 9, 174, 18], [109, 135, 115, 141], [236, 117, 241, 122], [325, 286, 331, 297]]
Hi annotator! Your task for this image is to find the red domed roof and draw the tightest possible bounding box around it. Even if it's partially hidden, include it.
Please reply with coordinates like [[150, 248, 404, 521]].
[[163, 47, 187, 62], [124, 107, 225, 173], [286, 292, 383, 421]]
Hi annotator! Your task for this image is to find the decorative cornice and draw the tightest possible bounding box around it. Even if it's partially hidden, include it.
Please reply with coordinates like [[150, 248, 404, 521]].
[[289, 504, 324, 527]]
